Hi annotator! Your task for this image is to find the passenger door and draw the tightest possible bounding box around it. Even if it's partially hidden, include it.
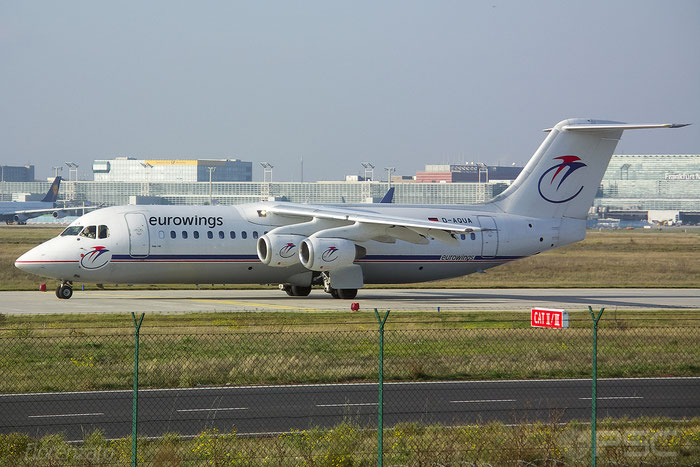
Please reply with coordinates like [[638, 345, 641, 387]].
[[477, 216, 498, 258], [125, 213, 150, 257]]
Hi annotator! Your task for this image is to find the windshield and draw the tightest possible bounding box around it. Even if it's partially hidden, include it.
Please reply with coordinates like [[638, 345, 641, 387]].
[[60, 226, 83, 236]]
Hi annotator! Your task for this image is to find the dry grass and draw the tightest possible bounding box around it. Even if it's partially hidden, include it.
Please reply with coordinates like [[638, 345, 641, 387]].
[[1, 226, 699, 290]]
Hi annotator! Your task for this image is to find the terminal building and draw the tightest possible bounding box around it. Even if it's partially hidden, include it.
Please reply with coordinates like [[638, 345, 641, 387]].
[[0, 165, 35, 182], [416, 163, 522, 183], [1, 155, 698, 223], [92, 158, 252, 183]]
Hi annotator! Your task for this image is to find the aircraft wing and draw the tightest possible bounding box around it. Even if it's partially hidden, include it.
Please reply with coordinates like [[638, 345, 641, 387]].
[[9, 205, 102, 216], [263, 203, 482, 245]]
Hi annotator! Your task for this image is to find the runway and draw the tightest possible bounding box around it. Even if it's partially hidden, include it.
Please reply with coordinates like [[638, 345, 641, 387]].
[[1, 288, 699, 314], [2, 378, 697, 441]]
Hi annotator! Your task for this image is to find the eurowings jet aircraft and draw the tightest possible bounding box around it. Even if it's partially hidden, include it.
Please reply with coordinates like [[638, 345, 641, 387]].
[[16, 119, 688, 299], [0, 177, 67, 224]]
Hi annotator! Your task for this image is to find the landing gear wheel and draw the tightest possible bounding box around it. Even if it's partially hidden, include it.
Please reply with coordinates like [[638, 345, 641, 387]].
[[56, 284, 73, 299], [337, 289, 357, 300], [290, 286, 312, 297], [329, 288, 340, 299]]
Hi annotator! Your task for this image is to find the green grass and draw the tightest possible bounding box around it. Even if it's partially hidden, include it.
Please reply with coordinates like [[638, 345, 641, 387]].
[[1, 419, 698, 466], [1, 226, 699, 290], [1, 312, 698, 393]]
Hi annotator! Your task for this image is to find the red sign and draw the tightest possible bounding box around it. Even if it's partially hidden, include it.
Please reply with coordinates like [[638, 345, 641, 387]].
[[531, 308, 569, 329]]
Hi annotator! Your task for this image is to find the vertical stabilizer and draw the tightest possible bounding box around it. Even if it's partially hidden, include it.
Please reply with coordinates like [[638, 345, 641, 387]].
[[489, 119, 688, 219], [41, 177, 62, 203]]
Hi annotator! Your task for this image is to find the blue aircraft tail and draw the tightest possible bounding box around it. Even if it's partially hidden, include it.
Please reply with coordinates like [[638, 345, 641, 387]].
[[41, 177, 62, 203], [379, 187, 395, 203]]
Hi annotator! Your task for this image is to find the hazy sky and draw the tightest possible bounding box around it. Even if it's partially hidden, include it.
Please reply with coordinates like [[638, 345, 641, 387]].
[[2, 1, 699, 181]]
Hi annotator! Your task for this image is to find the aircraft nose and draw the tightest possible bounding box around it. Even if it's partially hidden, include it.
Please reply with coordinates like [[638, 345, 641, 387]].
[[15, 248, 42, 273]]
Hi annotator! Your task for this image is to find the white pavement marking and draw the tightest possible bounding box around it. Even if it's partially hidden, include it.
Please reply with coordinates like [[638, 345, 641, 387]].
[[29, 412, 104, 418], [317, 403, 378, 407], [578, 396, 644, 400], [177, 407, 248, 412], [450, 399, 516, 403]]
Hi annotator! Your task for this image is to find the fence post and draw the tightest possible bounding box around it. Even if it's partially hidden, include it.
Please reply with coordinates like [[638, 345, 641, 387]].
[[588, 306, 604, 467], [374, 308, 390, 467], [131, 312, 145, 467]]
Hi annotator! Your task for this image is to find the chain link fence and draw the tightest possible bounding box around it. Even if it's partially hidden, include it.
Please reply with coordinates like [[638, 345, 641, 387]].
[[1, 312, 698, 465]]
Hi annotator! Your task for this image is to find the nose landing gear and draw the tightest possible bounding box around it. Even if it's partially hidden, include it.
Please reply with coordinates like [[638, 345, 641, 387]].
[[55, 281, 73, 299]]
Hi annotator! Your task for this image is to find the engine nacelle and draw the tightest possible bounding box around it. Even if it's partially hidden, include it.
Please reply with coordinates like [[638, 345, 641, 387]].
[[52, 210, 68, 219], [257, 234, 306, 267], [299, 237, 366, 271], [13, 214, 29, 224]]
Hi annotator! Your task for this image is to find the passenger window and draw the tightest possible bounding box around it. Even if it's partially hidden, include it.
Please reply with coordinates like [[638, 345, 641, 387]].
[[170, 231, 176, 239], [218, 231, 225, 239], [158, 231, 165, 239], [80, 226, 97, 239], [230, 231, 236, 239], [182, 231, 188, 239], [470, 233, 476, 240], [241, 231, 247, 239], [193, 231, 200, 239], [98, 225, 110, 239], [61, 226, 83, 236], [253, 231, 259, 239], [460, 234, 466, 240], [207, 231, 213, 239]]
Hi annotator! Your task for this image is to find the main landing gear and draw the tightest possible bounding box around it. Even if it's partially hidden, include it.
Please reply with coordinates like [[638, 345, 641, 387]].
[[279, 284, 312, 297], [322, 273, 357, 300], [55, 281, 73, 299]]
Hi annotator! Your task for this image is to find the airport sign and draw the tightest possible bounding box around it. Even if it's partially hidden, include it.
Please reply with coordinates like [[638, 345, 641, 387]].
[[531, 308, 569, 329]]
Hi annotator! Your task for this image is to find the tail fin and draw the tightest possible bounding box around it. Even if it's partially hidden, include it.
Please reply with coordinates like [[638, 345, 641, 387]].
[[41, 177, 62, 203], [379, 187, 395, 203], [489, 119, 689, 219]]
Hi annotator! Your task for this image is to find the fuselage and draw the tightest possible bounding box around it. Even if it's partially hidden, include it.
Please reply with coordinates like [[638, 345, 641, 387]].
[[15, 203, 584, 286]]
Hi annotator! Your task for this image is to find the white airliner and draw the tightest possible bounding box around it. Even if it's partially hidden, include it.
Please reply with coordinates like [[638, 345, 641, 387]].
[[0, 177, 67, 224], [15, 119, 688, 299]]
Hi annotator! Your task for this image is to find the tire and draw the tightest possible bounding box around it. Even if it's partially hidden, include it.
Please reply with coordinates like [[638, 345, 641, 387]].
[[290, 286, 312, 297], [337, 289, 358, 300], [55, 286, 63, 299], [59, 286, 73, 299], [329, 288, 340, 299]]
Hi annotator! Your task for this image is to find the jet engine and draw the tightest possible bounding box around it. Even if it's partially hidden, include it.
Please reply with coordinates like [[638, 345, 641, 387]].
[[299, 237, 366, 271], [257, 234, 306, 267], [13, 214, 29, 225], [52, 210, 68, 219]]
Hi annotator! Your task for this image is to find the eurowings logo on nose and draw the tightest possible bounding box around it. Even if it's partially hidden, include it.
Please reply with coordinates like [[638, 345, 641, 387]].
[[279, 242, 296, 258], [321, 246, 339, 262], [537, 155, 587, 203], [80, 246, 111, 270]]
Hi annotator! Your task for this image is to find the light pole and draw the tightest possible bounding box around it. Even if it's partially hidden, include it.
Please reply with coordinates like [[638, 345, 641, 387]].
[[384, 167, 395, 190], [207, 167, 216, 205], [65, 162, 79, 181], [260, 162, 273, 201], [361, 162, 375, 181], [51, 166, 63, 179]]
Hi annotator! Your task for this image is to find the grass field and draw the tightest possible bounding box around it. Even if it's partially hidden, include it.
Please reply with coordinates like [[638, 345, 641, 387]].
[[1, 225, 699, 290], [1, 310, 697, 393], [1, 419, 698, 466]]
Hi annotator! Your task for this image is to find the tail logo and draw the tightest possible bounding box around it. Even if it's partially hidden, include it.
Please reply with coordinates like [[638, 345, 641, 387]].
[[80, 246, 111, 270], [537, 156, 587, 203], [279, 242, 297, 258]]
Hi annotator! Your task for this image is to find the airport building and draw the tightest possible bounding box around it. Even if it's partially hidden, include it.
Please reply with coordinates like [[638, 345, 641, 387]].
[[92, 158, 253, 182], [1, 155, 698, 220], [0, 165, 35, 182], [595, 154, 700, 211], [416, 163, 522, 183]]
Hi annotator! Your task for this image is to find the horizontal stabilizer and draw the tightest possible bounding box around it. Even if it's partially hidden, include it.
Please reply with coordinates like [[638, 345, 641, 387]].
[[543, 123, 690, 132]]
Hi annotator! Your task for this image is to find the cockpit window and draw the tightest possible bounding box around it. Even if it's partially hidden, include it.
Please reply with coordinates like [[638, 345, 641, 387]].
[[60, 226, 83, 236], [80, 226, 97, 239], [98, 225, 109, 239]]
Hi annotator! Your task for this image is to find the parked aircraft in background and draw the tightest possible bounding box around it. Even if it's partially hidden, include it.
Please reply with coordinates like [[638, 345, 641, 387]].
[[0, 177, 68, 224], [15, 119, 688, 299]]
